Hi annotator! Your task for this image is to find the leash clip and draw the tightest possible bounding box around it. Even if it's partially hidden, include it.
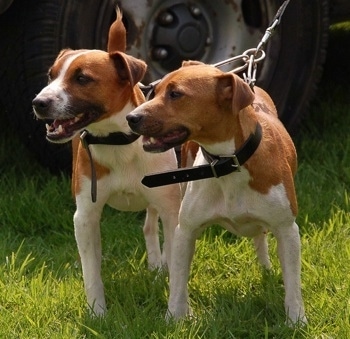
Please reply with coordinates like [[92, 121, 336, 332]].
[[80, 130, 89, 149], [139, 79, 161, 100]]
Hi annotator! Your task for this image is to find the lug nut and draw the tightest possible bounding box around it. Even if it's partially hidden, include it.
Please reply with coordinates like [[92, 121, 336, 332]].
[[189, 5, 201, 17], [158, 11, 174, 25], [152, 47, 168, 60]]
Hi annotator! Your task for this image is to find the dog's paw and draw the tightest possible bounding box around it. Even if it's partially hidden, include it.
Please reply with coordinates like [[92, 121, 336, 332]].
[[88, 301, 107, 318], [165, 305, 193, 322], [285, 313, 308, 327]]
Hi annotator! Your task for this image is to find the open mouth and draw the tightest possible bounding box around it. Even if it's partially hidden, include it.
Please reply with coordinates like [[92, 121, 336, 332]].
[[142, 128, 189, 152], [45, 113, 95, 142]]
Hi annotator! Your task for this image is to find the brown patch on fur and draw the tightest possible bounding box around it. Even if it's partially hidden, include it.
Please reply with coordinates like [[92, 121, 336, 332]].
[[72, 141, 110, 198], [132, 65, 298, 215], [134, 65, 255, 146], [241, 88, 298, 215], [58, 51, 144, 118], [71, 136, 80, 197], [69, 13, 147, 198], [107, 8, 126, 53], [181, 141, 199, 167]]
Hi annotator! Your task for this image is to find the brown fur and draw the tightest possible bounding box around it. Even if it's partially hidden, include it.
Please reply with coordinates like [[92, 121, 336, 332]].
[[130, 64, 298, 215], [70, 12, 147, 198]]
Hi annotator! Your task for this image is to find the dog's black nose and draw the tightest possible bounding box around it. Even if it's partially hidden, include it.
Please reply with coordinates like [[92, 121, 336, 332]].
[[32, 96, 52, 115], [126, 113, 143, 129]]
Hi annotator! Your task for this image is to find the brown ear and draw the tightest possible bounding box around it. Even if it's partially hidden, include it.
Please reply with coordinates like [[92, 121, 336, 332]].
[[110, 51, 147, 88], [56, 48, 73, 60], [107, 7, 126, 53], [182, 60, 205, 67], [217, 73, 255, 112]]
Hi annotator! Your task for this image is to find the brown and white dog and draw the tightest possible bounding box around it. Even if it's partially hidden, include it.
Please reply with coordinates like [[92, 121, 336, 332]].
[[126, 62, 307, 325], [32, 11, 181, 316]]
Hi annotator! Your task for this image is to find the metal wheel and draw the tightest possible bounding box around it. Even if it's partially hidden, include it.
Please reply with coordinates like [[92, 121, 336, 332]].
[[0, 0, 329, 171]]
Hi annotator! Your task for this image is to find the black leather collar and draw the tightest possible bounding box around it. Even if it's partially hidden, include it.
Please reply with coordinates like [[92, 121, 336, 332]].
[[79, 130, 140, 203], [80, 130, 140, 146], [142, 122, 262, 188]]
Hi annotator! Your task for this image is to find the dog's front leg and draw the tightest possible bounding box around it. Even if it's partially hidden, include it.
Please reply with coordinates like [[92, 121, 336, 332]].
[[166, 224, 197, 320], [74, 202, 106, 316], [274, 221, 307, 325]]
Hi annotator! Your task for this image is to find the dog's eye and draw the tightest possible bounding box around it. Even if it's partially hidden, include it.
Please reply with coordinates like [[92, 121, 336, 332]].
[[169, 91, 183, 100], [76, 74, 93, 85]]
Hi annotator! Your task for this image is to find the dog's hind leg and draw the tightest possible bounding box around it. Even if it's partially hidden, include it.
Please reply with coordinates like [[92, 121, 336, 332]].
[[273, 221, 307, 325], [253, 231, 272, 269], [158, 208, 179, 269], [143, 207, 162, 269]]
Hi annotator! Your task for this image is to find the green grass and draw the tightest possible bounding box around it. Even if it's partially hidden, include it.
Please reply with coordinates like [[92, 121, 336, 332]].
[[0, 24, 350, 338]]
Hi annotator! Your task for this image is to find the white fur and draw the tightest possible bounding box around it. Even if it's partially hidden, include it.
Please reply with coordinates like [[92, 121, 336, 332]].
[[127, 69, 306, 325], [74, 139, 180, 315], [35, 51, 94, 117], [166, 145, 306, 325], [73, 105, 181, 315], [34, 50, 181, 316]]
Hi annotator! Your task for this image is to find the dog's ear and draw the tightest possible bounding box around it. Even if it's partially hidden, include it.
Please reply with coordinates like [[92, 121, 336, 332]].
[[56, 48, 73, 60], [217, 73, 255, 112], [107, 7, 126, 53], [182, 60, 205, 67], [110, 51, 147, 88]]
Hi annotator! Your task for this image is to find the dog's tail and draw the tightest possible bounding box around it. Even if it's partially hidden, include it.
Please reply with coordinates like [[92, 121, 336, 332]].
[[107, 7, 126, 53]]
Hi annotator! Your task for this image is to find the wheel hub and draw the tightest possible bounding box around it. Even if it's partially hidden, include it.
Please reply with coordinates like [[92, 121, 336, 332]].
[[151, 3, 210, 71]]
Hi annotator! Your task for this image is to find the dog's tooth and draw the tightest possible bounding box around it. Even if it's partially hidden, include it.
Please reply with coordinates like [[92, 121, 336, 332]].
[[58, 124, 63, 133], [74, 116, 80, 123], [45, 123, 50, 131], [150, 137, 156, 144]]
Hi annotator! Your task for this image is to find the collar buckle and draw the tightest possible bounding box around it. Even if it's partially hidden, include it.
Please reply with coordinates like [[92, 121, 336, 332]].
[[210, 159, 219, 178], [219, 154, 241, 172]]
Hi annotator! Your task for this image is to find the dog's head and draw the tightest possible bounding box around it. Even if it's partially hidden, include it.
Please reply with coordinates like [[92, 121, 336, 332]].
[[32, 9, 147, 143], [126, 61, 255, 152]]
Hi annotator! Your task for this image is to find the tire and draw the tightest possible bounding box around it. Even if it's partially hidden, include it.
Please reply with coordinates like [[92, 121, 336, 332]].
[[0, 0, 116, 172], [0, 0, 329, 171], [258, 0, 329, 133]]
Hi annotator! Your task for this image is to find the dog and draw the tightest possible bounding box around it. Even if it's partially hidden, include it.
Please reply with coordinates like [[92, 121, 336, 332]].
[[32, 10, 181, 316], [126, 61, 307, 325]]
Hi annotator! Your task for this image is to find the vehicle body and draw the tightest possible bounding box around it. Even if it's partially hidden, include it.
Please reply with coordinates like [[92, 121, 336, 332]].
[[0, 0, 349, 171]]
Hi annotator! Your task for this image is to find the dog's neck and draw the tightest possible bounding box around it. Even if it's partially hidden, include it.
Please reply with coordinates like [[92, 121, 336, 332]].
[[141, 122, 262, 188], [197, 106, 259, 158], [79, 101, 142, 203], [198, 139, 237, 158], [84, 101, 137, 137]]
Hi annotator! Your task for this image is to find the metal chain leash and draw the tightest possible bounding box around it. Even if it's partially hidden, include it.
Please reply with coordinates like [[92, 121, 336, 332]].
[[140, 0, 290, 96], [213, 0, 290, 88]]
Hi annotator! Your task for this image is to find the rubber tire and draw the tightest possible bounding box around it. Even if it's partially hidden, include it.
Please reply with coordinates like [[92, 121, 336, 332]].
[[0, 0, 115, 173], [258, 0, 329, 134], [0, 0, 329, 171]]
